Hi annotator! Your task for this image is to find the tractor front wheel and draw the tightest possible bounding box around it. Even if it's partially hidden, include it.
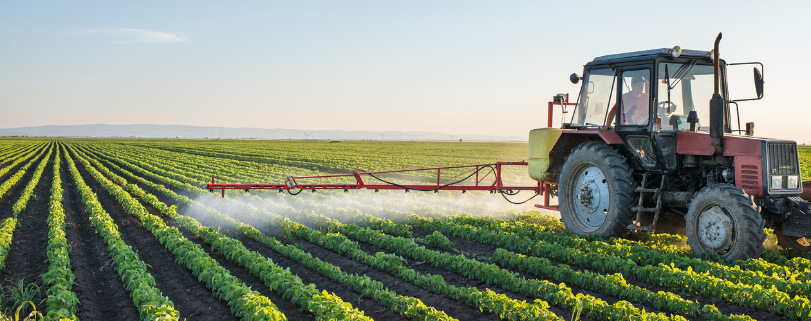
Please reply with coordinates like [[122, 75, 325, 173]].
[[775, 231, 811, 252], [684, 184, 766, 261], [557, 141, 634, 238]]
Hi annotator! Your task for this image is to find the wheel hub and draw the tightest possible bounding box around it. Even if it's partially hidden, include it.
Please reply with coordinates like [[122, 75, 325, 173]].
[[573, 166, 609, 228], [697, 206, 734, 251]]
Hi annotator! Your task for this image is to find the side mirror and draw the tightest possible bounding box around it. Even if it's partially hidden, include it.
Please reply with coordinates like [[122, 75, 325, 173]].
[[570, 73, 580, 84], [727, 62, 764, 102], [754, 67, 764, 99]]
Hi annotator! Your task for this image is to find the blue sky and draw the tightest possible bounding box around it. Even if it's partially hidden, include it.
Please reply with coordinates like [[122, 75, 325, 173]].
[[1, 1, 810, 142]]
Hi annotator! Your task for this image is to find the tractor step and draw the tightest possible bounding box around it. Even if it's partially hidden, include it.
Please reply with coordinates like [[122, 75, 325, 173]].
[[627, 173, 666, 232]]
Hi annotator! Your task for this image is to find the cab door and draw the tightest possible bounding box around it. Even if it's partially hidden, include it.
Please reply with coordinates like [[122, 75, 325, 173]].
[[612, 65, 662, 171]]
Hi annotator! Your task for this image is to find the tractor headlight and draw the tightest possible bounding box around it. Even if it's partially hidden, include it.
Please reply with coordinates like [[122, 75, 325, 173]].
[[671, 46, 682, 59], [771, 176, 783, 190], [787, 175, 799, 190]]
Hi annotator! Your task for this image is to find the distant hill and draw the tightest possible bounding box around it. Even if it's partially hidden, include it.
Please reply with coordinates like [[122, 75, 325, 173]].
[[0, 124, 526, 141]]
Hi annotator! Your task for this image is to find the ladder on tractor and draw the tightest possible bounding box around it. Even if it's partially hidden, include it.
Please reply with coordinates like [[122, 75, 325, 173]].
[[627, 173, 666, 232]]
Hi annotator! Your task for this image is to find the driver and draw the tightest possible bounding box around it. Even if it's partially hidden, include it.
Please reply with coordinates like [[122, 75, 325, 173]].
[[604, 75, 649, 129]]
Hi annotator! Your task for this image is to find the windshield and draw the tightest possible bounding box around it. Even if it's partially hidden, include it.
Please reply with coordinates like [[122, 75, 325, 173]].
[[657, 62, 715, 131], [570, 68, 616, 127]]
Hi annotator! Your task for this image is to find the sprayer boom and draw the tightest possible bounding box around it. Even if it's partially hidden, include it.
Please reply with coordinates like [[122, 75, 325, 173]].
[[207, 162, 546, 199]]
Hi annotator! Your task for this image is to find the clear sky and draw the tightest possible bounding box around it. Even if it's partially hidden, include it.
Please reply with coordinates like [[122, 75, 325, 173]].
[[1, 1, 809, 142]]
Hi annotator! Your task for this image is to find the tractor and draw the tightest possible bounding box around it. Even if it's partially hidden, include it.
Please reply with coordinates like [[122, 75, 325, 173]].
[[209, 33, 811, 261], [528, 33, 811, 260]]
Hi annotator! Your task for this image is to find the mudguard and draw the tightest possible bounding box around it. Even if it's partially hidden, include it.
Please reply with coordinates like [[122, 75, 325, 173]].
[[530, 130, 623, 183]]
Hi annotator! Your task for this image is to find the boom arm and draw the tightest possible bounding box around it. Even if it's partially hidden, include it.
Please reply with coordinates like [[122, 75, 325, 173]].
[[207, 162, 544, 197]]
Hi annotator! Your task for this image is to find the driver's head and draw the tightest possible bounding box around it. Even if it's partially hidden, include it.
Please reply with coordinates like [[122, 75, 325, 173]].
[[631, 75, 647, 95]]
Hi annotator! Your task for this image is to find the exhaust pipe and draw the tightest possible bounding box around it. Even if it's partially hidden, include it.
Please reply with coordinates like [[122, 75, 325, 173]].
[[710, 33, 724, 156]]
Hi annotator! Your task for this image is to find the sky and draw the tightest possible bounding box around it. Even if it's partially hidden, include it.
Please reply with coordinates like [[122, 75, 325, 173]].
[[1, 1, 810, 142]]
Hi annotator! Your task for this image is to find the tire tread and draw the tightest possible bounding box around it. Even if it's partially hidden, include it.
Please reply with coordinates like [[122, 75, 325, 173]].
[[558, 141, 634, 238]]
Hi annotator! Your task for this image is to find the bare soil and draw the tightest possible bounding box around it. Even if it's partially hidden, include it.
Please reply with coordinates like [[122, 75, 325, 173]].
[[238, 235, 405, 321], [0, 153, 52, 314], [288, 237, 502, 321], [0, 156, 43, 222], [173, 224, 315, 321], [74, 155, 238, 321], [61, 152, 141, 321]]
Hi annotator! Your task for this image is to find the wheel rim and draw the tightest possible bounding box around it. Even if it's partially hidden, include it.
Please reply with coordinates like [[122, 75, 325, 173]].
[[570, 165, 609, 230], [695, 205, 737, 254]]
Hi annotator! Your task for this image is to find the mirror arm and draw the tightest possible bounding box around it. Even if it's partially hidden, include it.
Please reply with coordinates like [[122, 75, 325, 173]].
[[728, 62, 765, 101], [727, 101, 741, 133]]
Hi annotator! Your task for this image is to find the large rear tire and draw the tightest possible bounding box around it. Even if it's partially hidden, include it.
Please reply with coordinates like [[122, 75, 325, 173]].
[[775, 230, 811, 252], [684, 184, 766, 261], [557, 141, 634, 238]]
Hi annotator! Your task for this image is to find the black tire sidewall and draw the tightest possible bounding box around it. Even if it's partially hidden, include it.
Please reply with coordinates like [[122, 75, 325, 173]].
[[558, 141, 634, 238]]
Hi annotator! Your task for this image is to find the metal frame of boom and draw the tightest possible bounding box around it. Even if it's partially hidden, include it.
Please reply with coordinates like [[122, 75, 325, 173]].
[[209, 161, 544, 193]]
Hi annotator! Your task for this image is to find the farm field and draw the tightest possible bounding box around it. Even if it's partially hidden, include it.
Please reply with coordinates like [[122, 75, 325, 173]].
[[0, 138, 810, 321]]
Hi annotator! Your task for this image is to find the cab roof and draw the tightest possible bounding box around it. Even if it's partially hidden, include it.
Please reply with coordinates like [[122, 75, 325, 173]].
[[592, 48, 712, 62]]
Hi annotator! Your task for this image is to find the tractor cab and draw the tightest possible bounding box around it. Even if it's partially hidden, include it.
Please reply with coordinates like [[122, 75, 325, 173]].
[[529, 35, 811, 261], [567, 47, 722, 135]]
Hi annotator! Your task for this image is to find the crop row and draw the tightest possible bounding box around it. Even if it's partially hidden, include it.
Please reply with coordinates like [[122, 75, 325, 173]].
[[41, 147, 79, 321], [90, 151, 460, 321], [119, 140, 530, 181], [69, 145, 373, 321], [83, 142, 558, 321], [84, 143, 433, 240], [408, 215, 811, 319], [77, 143, 573, 321], [69, 144, 292, 320], [0, 143, 41, 166], [0, 144, 48, 200], [63, 145, 179, 320], [443, 214, 810, 283], [0, 144, 53, 269], [229, 198, 562, 321], [432, 214, 811, 300]]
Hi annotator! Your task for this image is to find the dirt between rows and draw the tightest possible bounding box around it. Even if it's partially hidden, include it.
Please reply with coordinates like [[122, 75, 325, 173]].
[[89, 149, 606, 320], [287, 237, 502, 321], [410, 228, 792, 321], [90, 154, 316, 320], [122, 166, 403, 321], [238, 235, 404, 321], [0, 148, 41, 183], [340, 228, 576, 321], [60, 152, 141, 321], [73, 154, 238, 321], [0, 152, 53, 300], [0, 156, 43, 223]]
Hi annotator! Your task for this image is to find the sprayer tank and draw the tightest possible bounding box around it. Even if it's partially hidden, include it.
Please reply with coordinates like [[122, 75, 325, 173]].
[[528, 128, 564, 182]]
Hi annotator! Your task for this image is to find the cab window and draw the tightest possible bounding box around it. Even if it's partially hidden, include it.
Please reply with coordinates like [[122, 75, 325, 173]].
[[571, 68, 616, 127], [619, 69, 650, 126]]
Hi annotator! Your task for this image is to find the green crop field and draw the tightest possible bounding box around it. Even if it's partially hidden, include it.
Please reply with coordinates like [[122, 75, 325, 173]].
[[0, 138, 809, 321]]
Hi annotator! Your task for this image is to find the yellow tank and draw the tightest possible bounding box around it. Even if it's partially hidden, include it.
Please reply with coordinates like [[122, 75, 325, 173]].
[[528, 128, 564, 181]]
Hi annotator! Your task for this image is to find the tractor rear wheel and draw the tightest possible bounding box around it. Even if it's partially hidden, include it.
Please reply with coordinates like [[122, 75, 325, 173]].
[[775, 231, 811, 252], [557, 141, 634, 238], [684, 184, 766, 261]]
